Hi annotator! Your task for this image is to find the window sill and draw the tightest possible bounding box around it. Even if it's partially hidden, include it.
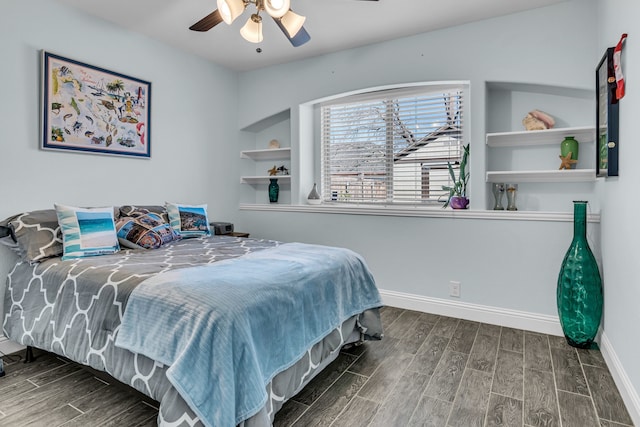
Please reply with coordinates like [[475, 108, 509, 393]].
[[239, 204, 600, 223]]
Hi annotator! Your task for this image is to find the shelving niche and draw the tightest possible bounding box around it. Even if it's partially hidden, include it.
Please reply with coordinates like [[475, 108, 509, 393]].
[[486, 126, 596, 183], [239, 109, 292, 205], [485, 82, 598, 212]]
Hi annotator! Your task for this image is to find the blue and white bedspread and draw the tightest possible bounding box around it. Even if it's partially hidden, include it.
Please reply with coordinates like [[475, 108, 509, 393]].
[[115, 242, 383, 427]]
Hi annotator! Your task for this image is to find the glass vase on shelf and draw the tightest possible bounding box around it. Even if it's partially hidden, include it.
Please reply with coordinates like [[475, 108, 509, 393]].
[[268, 179, 279, 203], [506, 184, 518, 211], [557, 201, 602, 348], [307, 183, 321, 205], [560, 136, 579, 169], [492, 183, 505, 210]]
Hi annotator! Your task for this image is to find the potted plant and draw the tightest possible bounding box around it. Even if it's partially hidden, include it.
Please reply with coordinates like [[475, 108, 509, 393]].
[[442, 143, 470, 209]]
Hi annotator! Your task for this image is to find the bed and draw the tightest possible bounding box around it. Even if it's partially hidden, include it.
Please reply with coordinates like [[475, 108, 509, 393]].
[[0, 205, 383, 427]]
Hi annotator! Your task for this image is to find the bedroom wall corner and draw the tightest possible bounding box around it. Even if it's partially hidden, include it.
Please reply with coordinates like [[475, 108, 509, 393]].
[[235, 0, 599, 319], [0, 1, 242, 344], [0, 0, 240, 230], [597, 0, 640, 423]]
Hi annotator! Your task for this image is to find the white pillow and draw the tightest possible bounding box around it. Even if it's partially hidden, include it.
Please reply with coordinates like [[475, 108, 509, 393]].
[[165, 202, 211, 239], [54, 204, 119, 260]]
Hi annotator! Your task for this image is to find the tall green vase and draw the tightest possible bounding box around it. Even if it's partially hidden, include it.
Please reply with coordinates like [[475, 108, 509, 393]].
[[557, 201, 602, 348]]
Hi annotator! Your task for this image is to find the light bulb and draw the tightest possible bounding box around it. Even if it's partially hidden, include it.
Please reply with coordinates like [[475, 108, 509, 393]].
[[280, 10, 305, 37], [240, 14, 263, 43], [217, 0, 245, 25], [264, 0, 290, 18]]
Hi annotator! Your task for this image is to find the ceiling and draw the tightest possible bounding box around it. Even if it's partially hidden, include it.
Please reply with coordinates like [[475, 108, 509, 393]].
[[55, 0, 568, 72]]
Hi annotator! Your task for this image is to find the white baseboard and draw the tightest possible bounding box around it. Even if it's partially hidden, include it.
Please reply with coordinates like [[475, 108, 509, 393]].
[[379, 289, 564, 336], [600, 333, 640, 426]]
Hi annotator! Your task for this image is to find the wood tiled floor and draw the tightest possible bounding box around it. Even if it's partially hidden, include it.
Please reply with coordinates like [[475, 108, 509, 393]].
[[0, 348, 157, 426], [274, 307, 634, 427], [0, 307, 634, 426]]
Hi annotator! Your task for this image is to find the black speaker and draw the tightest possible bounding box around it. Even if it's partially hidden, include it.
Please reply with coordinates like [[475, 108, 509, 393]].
[[210, 222, 234, 235]]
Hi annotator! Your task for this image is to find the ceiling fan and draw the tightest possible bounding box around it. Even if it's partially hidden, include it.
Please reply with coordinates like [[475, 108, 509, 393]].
[[190, 0, 379, 47]]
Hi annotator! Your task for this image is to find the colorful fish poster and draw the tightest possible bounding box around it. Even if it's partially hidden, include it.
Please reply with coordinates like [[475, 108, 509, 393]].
[[41, 51, 151, 158]]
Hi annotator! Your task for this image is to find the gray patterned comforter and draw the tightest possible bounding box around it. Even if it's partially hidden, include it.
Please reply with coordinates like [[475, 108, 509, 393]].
[[2, 235, 383, 426]]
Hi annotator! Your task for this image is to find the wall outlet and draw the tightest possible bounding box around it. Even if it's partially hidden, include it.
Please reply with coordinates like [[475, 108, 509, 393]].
[[449, 281, 461, 298]]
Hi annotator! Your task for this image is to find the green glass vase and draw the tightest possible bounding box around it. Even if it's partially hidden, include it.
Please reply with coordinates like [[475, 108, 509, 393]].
[[557, 201, 602, 348], [560, 136, 579, 168], [268, 178, 279, 203]]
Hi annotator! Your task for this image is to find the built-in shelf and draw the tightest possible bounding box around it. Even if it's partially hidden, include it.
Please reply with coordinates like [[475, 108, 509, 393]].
[[240, 147, 291, 161], [484, 82, 597, 211], [239, 109, 292, 204], [241, 175, 292, 184], [486, 126, 595, 147], [486, 169, 596, 183]]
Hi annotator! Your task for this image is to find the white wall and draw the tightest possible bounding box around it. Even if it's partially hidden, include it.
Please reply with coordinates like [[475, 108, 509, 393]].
[[235, 0, 600, 317], [0, 1, 239, 332], [598, 0, 640, 415]]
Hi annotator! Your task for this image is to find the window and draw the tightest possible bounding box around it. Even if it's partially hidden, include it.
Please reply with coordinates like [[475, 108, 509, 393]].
[[321, 83, 467, 205]]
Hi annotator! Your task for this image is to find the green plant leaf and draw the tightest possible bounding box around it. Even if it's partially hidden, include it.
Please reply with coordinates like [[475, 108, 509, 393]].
[[442, 143, 470, 206]]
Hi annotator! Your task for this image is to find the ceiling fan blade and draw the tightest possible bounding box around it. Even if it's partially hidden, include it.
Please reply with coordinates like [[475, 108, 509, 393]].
[[288, 26, 311, 47], [189, 10, 223, 32], [273, 17, 311, 47]]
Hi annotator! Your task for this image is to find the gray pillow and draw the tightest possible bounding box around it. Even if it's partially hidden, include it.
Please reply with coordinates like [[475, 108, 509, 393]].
[[0, 210, 63, 263], [0, 235, 23, 257]]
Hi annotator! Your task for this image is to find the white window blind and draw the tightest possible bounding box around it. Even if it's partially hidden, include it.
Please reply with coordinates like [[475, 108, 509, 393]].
[[321, 84, 467, 205]]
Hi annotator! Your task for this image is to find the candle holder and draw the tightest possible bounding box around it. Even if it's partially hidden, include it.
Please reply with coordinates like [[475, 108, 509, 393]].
[[491, 183, 505, 210], [506, 184, 518, 211]]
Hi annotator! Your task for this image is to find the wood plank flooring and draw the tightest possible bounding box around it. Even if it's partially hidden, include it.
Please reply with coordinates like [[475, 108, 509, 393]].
[[0, 307, 634, 427], [0, 347, 157, 426]]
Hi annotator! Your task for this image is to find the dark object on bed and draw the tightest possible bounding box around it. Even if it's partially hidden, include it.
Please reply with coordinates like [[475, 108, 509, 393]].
[[2, 207, 383, 427]]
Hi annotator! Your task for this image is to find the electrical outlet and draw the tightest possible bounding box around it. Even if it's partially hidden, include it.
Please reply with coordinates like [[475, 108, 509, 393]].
[[449, 281, 461, 297]]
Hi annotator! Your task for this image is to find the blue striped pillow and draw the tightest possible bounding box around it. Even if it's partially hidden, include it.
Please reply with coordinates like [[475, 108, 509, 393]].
[[54, 204, 119, 260]]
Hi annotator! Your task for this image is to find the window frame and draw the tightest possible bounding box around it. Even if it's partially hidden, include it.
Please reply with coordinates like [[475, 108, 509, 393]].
[[318, 81, 470, 207]]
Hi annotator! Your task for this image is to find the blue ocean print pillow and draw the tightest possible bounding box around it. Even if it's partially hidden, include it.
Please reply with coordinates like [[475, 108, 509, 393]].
[[54, 204, 119, 260], [165, 202, 211, 238]]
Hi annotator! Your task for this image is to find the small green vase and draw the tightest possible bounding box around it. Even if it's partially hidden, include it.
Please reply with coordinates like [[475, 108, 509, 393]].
[[557, 201, 602, 348], [560, 136, 579, 168], [268, 179, 279, 203]]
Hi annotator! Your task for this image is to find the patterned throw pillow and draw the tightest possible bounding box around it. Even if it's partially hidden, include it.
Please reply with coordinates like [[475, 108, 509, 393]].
[[116, 208, 181, 249], [165, 202, 211, 239], [0, 209, 64, 263], [119, 205, 169, 223], [54, 204, 120, 260]]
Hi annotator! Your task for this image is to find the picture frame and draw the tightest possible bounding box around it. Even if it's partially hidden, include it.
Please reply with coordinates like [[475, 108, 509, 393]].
[[41, 51, 151, 158], [596, 47, 619, 177]]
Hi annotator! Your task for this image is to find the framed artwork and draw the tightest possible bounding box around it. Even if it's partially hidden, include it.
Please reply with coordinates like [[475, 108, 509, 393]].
[[596, 47, 619, 177], [41, 51, 151, 158]]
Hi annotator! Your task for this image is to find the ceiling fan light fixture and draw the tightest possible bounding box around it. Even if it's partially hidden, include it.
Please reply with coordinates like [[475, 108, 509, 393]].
[[264, 0, 290, 18], [240, 14, 264, 43], [217, 0, 245, 25], [279, 10, 306, 38]]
